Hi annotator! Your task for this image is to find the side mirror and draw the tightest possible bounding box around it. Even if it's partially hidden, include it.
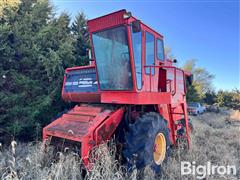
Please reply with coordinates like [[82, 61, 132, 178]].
[[187, 74, 194, 85], [132, 20, 141, 33], [87, 49, 93, 61]]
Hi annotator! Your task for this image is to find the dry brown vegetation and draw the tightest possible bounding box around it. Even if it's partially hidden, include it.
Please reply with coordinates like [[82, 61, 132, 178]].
[[161, 112, 240, 180], [0, 112, 239, 180], [230, 110, 240, 122]]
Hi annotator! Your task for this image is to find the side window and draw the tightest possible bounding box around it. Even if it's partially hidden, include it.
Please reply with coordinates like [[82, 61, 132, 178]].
[[145, 32, 155, 75], [131, 25, 142, 89], [157, 39, 164, 61]]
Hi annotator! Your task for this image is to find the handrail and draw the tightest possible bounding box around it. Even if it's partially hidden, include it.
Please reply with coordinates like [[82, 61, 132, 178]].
[[144, 65, 186, 95], [166, 79, 172, 93]]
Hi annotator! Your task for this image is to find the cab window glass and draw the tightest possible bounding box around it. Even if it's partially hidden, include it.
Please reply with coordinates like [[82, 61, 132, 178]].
[[131, 25, 142, 89], [92, 26, 133, 90], [157, 39, 164, 61], [145, 32, 155, 75]]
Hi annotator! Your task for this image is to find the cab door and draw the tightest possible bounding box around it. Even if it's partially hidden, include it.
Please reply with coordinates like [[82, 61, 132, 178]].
[[143, 31, 158, 92]]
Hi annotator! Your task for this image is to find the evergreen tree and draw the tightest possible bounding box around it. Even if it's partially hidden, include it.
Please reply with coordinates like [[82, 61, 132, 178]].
[[71, 11, 90, 66], [0, 0, 20, 16], [0, 0, 89, 141], [204, 90, 217, 105], [216, 89, 240, 110]]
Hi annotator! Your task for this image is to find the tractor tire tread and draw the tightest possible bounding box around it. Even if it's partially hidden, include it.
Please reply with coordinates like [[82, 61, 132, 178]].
[[123, 112, 170, 173]]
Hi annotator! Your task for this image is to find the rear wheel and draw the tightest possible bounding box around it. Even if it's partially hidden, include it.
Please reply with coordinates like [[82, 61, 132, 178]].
[[123, 112, 170, 173]]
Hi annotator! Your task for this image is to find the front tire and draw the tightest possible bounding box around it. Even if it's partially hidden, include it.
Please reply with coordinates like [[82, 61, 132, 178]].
[[123, 112, 170, 173]]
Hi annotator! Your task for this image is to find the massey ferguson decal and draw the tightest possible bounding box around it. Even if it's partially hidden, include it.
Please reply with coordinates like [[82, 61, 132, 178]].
[[78, 77, 98, 88], [64, 68, 98, 93]]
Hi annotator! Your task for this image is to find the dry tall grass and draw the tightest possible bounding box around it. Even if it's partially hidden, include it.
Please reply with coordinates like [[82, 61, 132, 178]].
[[230, 110, 240, 122], [0, 112, 239, 180], [160, 112, 240, 180]]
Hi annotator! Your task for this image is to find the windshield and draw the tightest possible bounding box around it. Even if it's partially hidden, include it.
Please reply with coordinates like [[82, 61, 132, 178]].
[[188, 102, 199, 107], [92, 26, 133, 90]]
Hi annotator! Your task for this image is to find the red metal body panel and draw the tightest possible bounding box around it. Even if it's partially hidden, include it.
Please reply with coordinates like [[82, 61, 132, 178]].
[[101, 92, 171, 104], [94, 108, 124, 143], [43, 105, 125, 166], [62, 92, 100, 103], [87, 10, 127, 33]]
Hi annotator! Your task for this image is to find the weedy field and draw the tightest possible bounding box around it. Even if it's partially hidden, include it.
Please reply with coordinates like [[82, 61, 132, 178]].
[[0, 111, 239, 180]]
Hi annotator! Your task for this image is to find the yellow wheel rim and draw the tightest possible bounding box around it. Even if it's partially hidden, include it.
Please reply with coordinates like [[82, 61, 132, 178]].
[[153, 133, 166, 165]]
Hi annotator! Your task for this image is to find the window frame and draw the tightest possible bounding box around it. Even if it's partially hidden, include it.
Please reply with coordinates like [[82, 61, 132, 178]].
[[145, 31, 155, 75], [130, 24, 143, 90], [91, 25, 134, 91]]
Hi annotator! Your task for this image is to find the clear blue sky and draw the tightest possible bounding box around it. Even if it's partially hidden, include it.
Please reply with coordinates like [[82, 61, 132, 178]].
[[52, 0, 239, 91]]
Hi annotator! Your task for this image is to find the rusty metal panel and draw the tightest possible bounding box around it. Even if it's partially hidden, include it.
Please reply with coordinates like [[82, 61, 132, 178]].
[[44, 105, 103, 139], [47, 120, 90, 137]]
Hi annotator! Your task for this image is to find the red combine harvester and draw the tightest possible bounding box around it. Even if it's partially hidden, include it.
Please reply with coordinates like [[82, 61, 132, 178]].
[[43, 9, 193, 172]]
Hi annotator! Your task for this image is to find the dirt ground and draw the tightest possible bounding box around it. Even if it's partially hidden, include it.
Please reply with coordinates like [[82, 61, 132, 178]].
[[0, 111, 239, 180]]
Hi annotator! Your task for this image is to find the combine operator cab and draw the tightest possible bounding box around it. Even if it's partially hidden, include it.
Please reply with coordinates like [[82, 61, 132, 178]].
[[43, 9, 192, 173], [61, 9, 188, 105]]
